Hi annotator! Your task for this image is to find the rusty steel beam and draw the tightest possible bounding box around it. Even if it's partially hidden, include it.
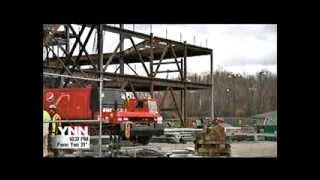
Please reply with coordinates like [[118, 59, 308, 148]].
[[183, 41, 187, 127], [210, 51, 214, 121], [181, 58, 184, 119], [169, 88, 183, 126], [103, 42, 121, 72], [170, 44, 183, 79], [128, 37, 150, 76], [60, 24, 89, 86], [44, 66, 211, 90], [46, 46, 72, 75], [126, 63, 138, 76], [68, 24, 97, 70], [53, 31, 76, 39], [65, 25, 70, 54], [67, 24, 86, 61], [153, 60, 181, 65], [156, 70, 181, 73], [150, 33, 154, 77], [159, 87, 170, 109], [114, 65, 120, 73], [154, 45, 169, 77], [45, 47, 83, 87], [70, 25, 95, 72], [82, 24, 212, 53], [120, 24, 124, 75], [129, 82, 138, 99]]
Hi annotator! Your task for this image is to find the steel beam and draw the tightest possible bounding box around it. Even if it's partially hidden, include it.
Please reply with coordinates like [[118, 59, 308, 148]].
[[183, 41, 187, 127], [82, 24, 212, 53], [120, 24, 124, 75], [65, 25, 70, 54], [181, 58, 184, 120], [157, 70, 181, 73], [98, 24, 104, 157], [67, 24, 86, 62], [153, 60, 181, 65], [210, 51, 214, 121], [103, 42, 121, 72], [46, 46, 72, 75], [150, 33, 154, 77], [129, 82, 138, 99], [128, 37, 150, 76], [44, 66, 211, 90], [114, 65, 120, 73], [159, 87, 170, 109], [45, 47, 83, 87], [71, 25, 95, 72], [68, 24, 97, 70], [170, 45, 183, 79], [126, 63, 138, 75], [169, 88, 183, 127], [154, 45, 169, 77]]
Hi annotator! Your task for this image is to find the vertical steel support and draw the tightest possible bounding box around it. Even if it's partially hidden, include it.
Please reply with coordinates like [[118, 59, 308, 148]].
[[210, 51, 214, 121], [120, 24, 124, 75], [150, 33, 154, 97], [97, 24, 104, 157], [169, 88, 183, 126], [180, 58, 184, 124], [65, 25, 70, 54], [150, 33, 154, 77], [61, 25, 70, 87], [183, 41, 187, 127]]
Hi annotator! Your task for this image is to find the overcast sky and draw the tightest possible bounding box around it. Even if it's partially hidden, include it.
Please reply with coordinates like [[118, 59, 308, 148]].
[[56, 24, 277, 78]]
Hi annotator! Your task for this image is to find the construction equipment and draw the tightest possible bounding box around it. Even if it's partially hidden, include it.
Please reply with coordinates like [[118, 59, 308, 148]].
[[43, 87, 164, 145], [194, 119, 231, 156]]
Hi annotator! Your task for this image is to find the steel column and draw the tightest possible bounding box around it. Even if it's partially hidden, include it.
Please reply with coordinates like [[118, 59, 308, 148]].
[[120, 24, 124, 75], [169, 88, 183, 127], [170, 45, 183, 79], [181, 58, 184, 122], [97, 24, 104, 157], [150, 33, 154, 77], [210, 51, 214, 121], [183, 41, 187, 127], [150, 33, 154, 98]]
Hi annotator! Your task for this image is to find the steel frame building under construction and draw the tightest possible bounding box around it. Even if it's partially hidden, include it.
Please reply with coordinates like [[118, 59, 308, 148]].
[[43, 24, 214, 156]]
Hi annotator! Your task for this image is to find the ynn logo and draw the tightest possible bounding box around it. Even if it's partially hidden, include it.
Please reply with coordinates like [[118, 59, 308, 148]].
[[58, 126, 89, 136]]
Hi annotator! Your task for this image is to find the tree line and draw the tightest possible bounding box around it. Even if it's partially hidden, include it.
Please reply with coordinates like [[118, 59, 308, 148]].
[[157, 69, 277, 118]]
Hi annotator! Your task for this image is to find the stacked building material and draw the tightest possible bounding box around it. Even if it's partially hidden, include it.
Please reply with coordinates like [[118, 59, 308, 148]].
[[194, 125, 231, 156], [151, 128, 203, 143]]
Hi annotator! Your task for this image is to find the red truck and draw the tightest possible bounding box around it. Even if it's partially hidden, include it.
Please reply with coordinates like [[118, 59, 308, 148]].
[[43, 87, 164, 145]]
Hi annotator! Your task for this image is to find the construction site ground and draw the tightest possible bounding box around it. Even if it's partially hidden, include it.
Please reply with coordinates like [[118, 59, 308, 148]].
[[149, 141, 277, 157], [61, 141, 276, 158]]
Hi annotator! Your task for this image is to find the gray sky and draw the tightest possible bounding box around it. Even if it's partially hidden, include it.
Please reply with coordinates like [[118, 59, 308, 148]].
[[56, 24, 277, 77]]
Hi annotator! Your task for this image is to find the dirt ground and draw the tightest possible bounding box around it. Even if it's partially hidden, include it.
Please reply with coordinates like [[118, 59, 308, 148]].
[[230, 141, 277, 157], [149, 141, 277, 157]]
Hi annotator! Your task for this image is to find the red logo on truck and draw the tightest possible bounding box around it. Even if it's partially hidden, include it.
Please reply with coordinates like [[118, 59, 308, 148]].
[[46, 92, 54, 102]]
